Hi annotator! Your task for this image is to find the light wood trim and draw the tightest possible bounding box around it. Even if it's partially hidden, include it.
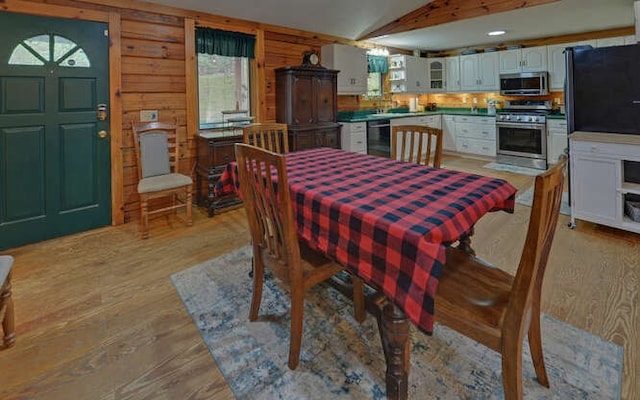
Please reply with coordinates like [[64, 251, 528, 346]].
[[0, 0, 110, 22], [184, 18, 198, 140], [253, 29, 266, 122], [359, 0, 561, 40], [109, 12, 125, 225]]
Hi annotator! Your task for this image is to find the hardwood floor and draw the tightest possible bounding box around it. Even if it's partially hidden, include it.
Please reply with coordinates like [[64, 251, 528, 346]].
[[1, 156, 637, 400]]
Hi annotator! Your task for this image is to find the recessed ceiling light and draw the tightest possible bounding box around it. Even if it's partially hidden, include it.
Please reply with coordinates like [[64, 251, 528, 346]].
[[488, 30, 506, 36]]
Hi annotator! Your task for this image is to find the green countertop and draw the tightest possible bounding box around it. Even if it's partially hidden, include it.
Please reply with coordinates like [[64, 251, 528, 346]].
[[337, 108, 566, 123]]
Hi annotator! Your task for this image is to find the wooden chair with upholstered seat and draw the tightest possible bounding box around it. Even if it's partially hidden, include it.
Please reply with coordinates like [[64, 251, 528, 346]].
[[234, 143, 365, 370], [132, 121, 193, 239], [435, 155, 568, 400], [391, 124, 443, 167], [242, 123, 289, 153], [0, 255, 15, 349]]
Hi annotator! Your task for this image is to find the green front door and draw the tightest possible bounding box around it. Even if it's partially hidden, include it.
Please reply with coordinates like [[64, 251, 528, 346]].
[[0, 13, 111, 250]]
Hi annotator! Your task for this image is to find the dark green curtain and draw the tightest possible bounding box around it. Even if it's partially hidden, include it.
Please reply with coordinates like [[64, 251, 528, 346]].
[[367, 55, 388, 73], [195, 27, 255, 58]]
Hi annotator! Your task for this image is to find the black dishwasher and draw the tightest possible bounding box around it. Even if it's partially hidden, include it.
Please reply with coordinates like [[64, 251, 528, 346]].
[[367, 119, 391, 158]]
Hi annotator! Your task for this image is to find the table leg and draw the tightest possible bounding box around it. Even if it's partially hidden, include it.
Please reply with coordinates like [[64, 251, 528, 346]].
[[457, 225, 476, 255], [381, 301, 410, 400]]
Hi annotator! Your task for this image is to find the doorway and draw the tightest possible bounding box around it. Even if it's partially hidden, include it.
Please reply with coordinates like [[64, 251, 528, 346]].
[[0, 12, 111, 250]]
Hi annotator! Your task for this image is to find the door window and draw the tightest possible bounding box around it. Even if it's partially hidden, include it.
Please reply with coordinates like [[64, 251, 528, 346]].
[[9, 34, 91, 68]]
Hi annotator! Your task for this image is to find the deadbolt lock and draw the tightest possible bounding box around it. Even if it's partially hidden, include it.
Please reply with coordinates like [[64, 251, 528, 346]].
[[96, 104, 108, 121]]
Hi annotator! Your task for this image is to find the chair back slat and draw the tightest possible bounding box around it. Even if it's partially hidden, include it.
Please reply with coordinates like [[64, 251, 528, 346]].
[[391, 125, 443, 167], [243, 123, 289, 153], [235, 143, 300, 278], [505, 155, 568, 328]]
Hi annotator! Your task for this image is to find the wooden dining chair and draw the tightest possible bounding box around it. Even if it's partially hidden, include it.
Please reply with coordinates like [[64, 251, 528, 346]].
[[391, 125, 443, 167], [0, 255, 15, 349], [132, 121, 193, 239], [243, 123, 289, 153], [434, 155, 567, 400], [234, 143, 365, 370]]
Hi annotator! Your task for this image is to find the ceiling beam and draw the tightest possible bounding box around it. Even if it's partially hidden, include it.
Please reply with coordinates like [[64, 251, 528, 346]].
[[358, 0, 561, 40]]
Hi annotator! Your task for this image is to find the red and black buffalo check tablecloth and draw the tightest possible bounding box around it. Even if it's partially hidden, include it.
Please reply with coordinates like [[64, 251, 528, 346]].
[[217, 147, 517, 333]]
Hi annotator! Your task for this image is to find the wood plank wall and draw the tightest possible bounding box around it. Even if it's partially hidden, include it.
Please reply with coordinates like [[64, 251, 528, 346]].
[[2, 0, 635, 222]]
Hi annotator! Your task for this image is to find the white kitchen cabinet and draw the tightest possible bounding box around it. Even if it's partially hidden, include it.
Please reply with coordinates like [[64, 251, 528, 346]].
[[454, 115, 496, 157], [547, 40, 596, 90], [624, 35, 637, 45], [389, 54, 428, 94], [569, 132, 640, 234], [547, 119, 568, 164], [340, 121, 366, 154], [498, 46, 548, 74], [596, 36, 627, 48], [427, 58, 445, 93], [321, 44, 368, 95], [445, 56, 460, 92], [442, 115, 456, 152], [460, 52, 499, 92]]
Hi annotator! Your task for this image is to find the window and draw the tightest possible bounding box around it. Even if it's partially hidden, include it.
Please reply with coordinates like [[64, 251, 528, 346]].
[[198, 54, 250, 128], [365, 53, 388, 99], [195, 27, 255, 129], [8, 34, 90, 68], [367, 72, 383, 98]]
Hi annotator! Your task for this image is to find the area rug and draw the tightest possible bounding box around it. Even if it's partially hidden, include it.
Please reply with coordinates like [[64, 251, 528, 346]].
[[516, 185, 571, 216], [483, 162, 543, 176], [171, 247, 622, 399]]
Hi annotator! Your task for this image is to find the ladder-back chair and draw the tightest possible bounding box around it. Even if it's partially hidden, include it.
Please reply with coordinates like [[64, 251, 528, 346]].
[[243, 123, 289, 153], [391, 125, 443, 167]]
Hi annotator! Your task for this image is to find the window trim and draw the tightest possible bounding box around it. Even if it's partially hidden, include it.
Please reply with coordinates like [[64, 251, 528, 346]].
[[185, 19, 265, 137]]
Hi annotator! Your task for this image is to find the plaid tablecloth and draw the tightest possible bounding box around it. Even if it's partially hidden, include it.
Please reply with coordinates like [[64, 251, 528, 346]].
[[218, 147, 516, 333]]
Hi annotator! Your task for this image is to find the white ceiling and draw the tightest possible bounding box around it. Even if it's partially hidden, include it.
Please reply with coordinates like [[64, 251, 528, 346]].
[[141, 0, 637, 52]]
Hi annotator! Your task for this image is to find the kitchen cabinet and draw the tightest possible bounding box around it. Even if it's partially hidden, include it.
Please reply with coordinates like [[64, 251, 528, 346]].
[[569, 132, 640, 234], [460, 52, 499, 92], [445, 56, 460, 92], [275, 65, 341, 151], [547, 40, 595, 90], [454, 115, 496, 157], [596, 36, 633, 48], [321, 44, 368, 95], [498, 46, 547, 74], [341, 121, 366, 154], [442, 115, 456, 152], [427, 58, 445, 93], [389, 54, 428, 93], [547, 119, 567, 164]]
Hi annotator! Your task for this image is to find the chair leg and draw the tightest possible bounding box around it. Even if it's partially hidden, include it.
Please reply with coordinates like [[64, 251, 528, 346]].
[[249, 250, 264, 322], [528, 301, 550, 387], [186, 186, 193, 227], [140, 196, 149, 239], [1, 273, 15, 348], [352, 275, 365, 323], [288, 285, 304, 370], [501, 335, 524, 400]]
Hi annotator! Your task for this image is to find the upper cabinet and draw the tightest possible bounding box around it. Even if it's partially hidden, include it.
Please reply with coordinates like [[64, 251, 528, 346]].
[[596, 35, 636, 48], [460, 52, 499, 92], [321, 44, 368, 95], [547, 40, 595, 90], [427, 58, 445, 93], [389, 54, 429, 94], [498, 46, 548, 74], [445, 56, 460, 92]]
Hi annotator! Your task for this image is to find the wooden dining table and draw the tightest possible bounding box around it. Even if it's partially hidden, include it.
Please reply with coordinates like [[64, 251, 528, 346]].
[[216, 147, 517, 399]]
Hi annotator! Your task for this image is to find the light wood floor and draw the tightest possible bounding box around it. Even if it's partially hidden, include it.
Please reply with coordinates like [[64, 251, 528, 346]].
[[1, 156, 638, 400]]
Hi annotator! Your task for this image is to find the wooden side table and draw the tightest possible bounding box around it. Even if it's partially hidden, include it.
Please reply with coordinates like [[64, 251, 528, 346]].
[[195, 130, 244, 217]]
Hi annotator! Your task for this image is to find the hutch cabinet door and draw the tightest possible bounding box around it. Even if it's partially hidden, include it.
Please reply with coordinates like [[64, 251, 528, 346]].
[[291, 75, 314, 125], [314, 75, 336, 124]]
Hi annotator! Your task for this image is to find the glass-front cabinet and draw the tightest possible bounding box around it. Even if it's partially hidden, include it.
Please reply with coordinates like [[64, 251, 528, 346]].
[[427, 58, 445, 92]]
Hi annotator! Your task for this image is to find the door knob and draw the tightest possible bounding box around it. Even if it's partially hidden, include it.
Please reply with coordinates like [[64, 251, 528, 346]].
[[98, 130, 108, 139]]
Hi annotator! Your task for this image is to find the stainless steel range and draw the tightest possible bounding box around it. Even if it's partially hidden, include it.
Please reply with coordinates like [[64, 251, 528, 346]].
[[496, 100, 552, 170]]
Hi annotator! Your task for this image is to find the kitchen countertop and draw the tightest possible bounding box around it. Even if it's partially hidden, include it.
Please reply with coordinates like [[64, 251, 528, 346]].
[[338, 108, 566, 123]]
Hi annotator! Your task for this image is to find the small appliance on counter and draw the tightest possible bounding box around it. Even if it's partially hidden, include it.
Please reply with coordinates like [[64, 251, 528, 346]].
[[409, 98, 419, 112], [426, 103, 437, 111], [487, 100, 498, 115]]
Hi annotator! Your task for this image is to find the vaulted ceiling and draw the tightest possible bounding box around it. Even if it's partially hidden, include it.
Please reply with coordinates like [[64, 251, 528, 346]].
[[140, 0, 636, 51]]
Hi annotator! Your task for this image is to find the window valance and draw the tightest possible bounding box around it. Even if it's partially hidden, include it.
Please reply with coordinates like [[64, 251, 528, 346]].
[[367, 55, 388, 74], [195, 27, 255, 58]]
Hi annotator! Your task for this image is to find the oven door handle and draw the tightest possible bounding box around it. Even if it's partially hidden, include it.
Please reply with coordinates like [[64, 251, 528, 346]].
[[496, 122, 546, 130]]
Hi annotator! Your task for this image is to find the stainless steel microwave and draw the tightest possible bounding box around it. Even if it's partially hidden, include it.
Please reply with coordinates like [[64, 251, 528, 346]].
[[499, 71, 549, 96]]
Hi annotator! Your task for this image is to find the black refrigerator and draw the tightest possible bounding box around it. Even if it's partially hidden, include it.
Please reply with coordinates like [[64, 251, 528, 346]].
[[565, 43, 640, 135], [564, 43, 640, 204]]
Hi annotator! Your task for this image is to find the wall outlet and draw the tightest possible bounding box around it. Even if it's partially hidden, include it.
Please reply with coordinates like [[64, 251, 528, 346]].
[[140, 110, 158, 122]]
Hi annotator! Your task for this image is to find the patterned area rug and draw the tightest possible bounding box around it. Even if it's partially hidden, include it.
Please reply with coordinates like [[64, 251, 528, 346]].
[[516, 185, 571, 216], [483, 162, 543, 176], [171, 247, 622, 399]]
